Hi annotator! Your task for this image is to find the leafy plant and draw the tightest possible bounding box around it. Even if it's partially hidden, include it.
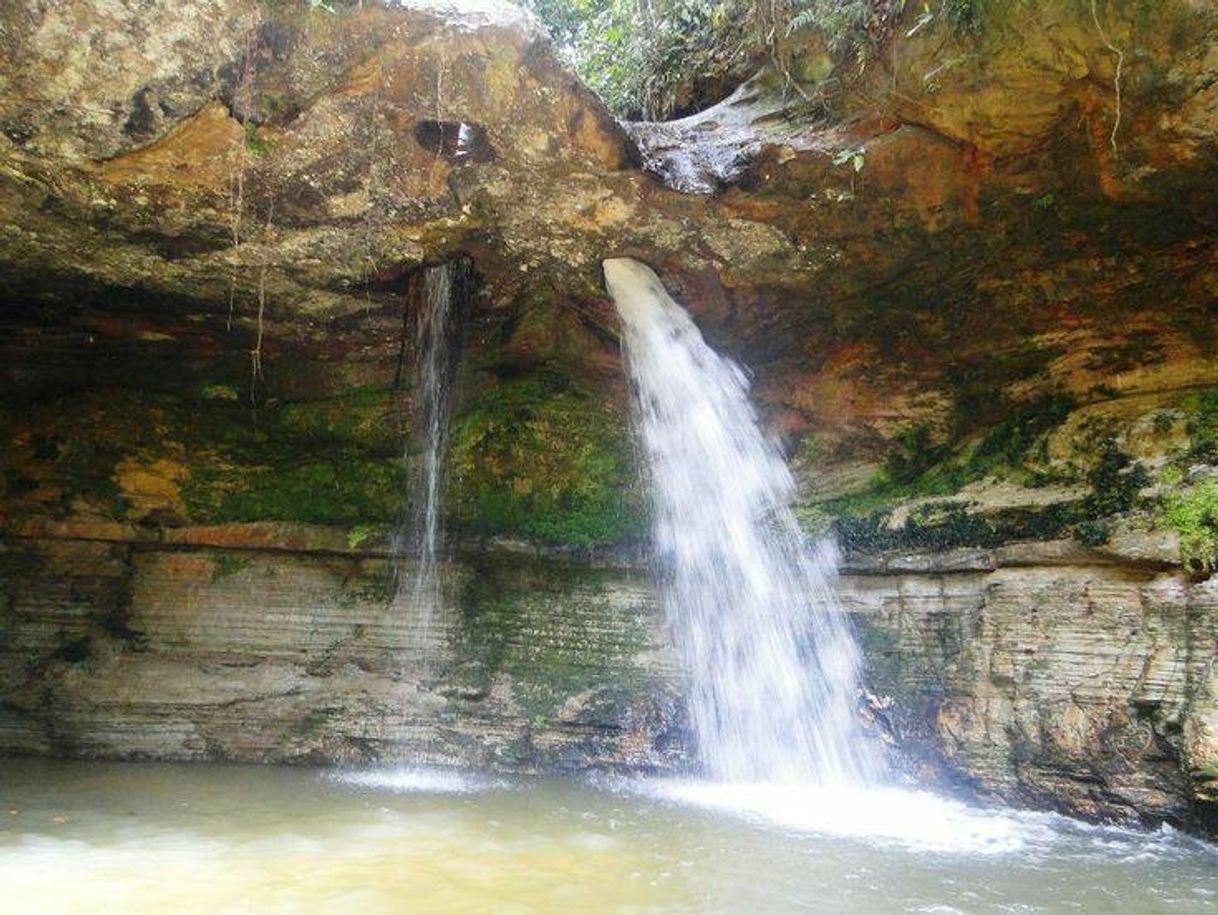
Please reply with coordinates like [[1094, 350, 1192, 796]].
[[346, 523, 382, 550], [1081, 438, 1148, 517], [522, 0, 1020, 119], [786, 0, 902, 54], [1162, 479, 1218, 574], [1185, 390, 1218, 463]]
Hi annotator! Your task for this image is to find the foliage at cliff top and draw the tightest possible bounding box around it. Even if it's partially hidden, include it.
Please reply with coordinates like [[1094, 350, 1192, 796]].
[[521, 0, 988, 119], [521, 0, 751, 119]]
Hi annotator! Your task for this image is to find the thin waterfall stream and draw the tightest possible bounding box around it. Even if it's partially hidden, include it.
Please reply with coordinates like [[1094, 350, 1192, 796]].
[[396, 260, 467, 674], [604, 256, 880, 786]]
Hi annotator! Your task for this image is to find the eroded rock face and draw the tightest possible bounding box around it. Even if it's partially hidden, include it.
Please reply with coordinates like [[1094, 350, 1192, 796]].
[[0, 524, 682, 770], [0, 0, 258, 160], [2, 0, 1218, 831], [841, 546, 1218, 825]]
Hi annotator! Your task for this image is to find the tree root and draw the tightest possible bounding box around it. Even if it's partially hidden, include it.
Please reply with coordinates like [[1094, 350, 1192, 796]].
[[1089, 0, 1124, 157]]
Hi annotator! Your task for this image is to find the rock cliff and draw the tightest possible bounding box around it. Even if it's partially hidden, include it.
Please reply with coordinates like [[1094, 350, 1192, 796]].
[[2, 0, 1218, 832]]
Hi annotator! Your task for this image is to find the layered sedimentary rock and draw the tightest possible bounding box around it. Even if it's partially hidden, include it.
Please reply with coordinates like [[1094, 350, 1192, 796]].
[[2, 0, 1218, 832], [841, 545, 1218, 826], [0, 523, 681, 769]]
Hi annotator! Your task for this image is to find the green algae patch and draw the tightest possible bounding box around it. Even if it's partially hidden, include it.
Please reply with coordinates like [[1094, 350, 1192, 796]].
[[276, 385, 402, 452], [803, 392, 1158, 555], [178, 385, 407, 527], [1, 385, 406, 530], [2, 372, 642, 548], [817, 392, 1080, 516], [454, 558, 655, 718], [447, 378, 643, 549], [180, 386, 404, 527]]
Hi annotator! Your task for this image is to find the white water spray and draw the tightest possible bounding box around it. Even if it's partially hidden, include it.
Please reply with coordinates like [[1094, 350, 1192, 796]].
[[605, 257, 879, 786]]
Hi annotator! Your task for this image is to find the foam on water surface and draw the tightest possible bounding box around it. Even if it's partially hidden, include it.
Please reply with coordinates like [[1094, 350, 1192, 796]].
[[637, 780, 1047, 854], [2, 761, 1214, 914], [330, 767, 504, 794]]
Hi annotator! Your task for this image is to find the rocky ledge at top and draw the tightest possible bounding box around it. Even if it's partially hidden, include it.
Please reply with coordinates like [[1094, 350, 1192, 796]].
[[3, 0, 1217, 465]]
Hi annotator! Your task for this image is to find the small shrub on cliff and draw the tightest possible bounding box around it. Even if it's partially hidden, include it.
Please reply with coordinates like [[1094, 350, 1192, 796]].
[[1185, 390, 1218, 463], [1082, 438, 1148, 517], [1074, 518, 1110, 547], [1163, 479, 1218, 575]]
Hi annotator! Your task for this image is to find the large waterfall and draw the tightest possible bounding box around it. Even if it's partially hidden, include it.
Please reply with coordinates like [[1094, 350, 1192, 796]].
[[604, 257, 879, 786]]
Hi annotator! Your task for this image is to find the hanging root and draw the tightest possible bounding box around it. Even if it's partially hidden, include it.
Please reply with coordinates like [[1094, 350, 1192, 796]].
[[250, 265, 266, 403], [249, 198, 275, 406], [1089, 0, 1124, 157]]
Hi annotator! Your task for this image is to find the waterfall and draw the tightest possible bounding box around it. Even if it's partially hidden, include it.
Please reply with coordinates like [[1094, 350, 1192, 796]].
[[604, 257, 879, 786], [397, 261, 463, 651]]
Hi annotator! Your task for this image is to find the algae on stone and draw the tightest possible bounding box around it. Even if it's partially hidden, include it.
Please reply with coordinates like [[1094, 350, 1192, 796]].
[[446, 377, 643, 549]]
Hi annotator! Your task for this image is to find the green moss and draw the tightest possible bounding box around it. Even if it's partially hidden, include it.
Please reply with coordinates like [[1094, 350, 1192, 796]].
[[346, 523, 387, 550], [210, 554, 252, 582], [277, 386, 399, 451], [447, 377, 642, 549], [818, 392, 1079, 530], [244, 124, 276, 157], [1183, 390, 1218, 464], [1, 384, 406, 529], [179, 387, 401, 526], [56, 439, 129, 517], [816, 419, 1145, 554], [882, 423, 947, 486], [286, 707, 336, 740], [1162, 479, 1218, 574], [1195, 761, 1218, 781], [201, 384, 239, 401], [183, 451, 402, 526], [970, 393, 1076, 473], [456, 560, 651, 717]]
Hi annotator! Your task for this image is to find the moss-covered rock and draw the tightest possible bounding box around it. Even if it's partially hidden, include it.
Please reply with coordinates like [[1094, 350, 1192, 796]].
[[447, 377, 643, 549], [0, 385, 407, 530]]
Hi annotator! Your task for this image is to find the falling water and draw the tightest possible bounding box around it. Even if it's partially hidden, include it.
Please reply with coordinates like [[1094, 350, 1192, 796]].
[[398, 262, 460, 644], [604, 257, 879, 786]]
